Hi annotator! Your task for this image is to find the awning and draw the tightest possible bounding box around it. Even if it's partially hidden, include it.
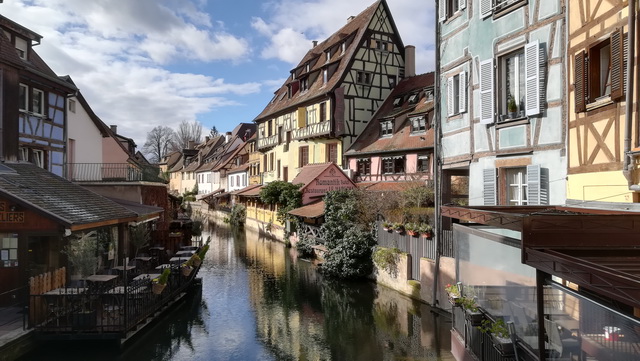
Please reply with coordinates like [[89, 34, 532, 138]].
[[196, 188, 224, 201], [441, 204, 640, 309], [235, 184, 263, 197], [109, 198, 163, 224], [288, 201, 325, 219]]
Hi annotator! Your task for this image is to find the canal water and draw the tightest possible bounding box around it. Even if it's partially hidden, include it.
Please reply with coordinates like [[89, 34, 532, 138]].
[[18, 223, 453, 361]]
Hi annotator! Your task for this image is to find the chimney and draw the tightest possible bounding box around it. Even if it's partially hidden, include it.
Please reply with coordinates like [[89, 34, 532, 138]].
[[404, 45, 416, 78], [188, 140, 196, 149], [225, 132, 232, 143], [312, 40, 318, 48], [347, 16, 355, 23], [110, 125, 117, 134]]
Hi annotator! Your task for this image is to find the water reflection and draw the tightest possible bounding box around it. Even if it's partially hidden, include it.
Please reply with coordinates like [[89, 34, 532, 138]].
[[18, 220, 452, 361]]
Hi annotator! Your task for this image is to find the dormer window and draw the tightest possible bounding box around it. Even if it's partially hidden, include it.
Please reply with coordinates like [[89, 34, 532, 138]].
[[410, 115, 426, 133], [305, 63, 310, 72], [326, 50, 331, 63], [341, 42, 346, 54], [408, 93, 419, 104], [300, 77, 309, 92], [323, 69, 328, 84], [15, 37, 27, 60], [393, 97, 402, 107], [380, 119, 393, 137]]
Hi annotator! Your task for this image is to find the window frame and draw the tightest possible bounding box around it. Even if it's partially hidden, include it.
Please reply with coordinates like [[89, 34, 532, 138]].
[[299, 146, 309, 168], [380, 119, 393, 137], [326, 143, 338, 164], [19, 84, 28, 112], [32, 88, 45, 116], [503, 167, 528, 206], [382, 156, 405, 175], [356, 71, 372, 85], [410, 115, 426, 133], [498, 47, 526, 120], [417, 155, 431, 173], [357, 158, 371, 175]]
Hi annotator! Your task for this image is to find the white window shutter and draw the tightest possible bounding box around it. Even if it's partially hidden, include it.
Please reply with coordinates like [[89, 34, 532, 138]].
[[525, 40, 541, 116], [479, 59, 494, 124], [526, 164, 548, 205], [458, 71, 467, 113], [459, 0, 466, 11], [447, 76, 454, 116], [480, 0, 493, 18], [439, 0, 447, 22], [483, 168, 496, 206]]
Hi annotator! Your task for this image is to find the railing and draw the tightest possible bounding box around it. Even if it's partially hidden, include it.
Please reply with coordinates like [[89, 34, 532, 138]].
[[441, 229, 455, 258], [65, 163, 166, 183], [298, 223, 324, 244], [30, 263, 201, 337], [257, 134, 278, 149], [292, 121, 331, 140]]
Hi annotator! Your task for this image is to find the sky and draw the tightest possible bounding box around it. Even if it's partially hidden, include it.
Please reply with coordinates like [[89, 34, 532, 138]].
[[2, 0, 435, 149]]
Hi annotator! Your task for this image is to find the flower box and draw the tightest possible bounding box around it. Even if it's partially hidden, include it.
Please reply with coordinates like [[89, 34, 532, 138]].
[[152, 282, 166, 294], [181, 266, 193, 277], [465, 309, 484, 326], [491, 335, 514, 356], [421, 232, 433, 239], [407, 230, 418, 237]]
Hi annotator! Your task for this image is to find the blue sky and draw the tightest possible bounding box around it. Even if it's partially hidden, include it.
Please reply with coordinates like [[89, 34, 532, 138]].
[[2, 0, 434, 148]]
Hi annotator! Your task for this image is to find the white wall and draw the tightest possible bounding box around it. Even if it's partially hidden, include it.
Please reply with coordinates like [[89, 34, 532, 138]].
[[66, 97, 103, 164]]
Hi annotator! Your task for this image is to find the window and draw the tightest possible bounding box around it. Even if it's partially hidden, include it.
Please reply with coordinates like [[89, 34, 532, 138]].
[[32, 88, 44, 115], [575, 29, 626, 112], [319, 102, 326, 122], [270, 153, 275, 171], [19, 84, 27, 112], [341, 42, 346, 54], [479, 41, 540, 124], [69, 99, 76, 113], [0, 234, 19, 268], [327, 143, 338, 164], [305, 63, 310, 72], [356, 71, 372, 85], [439, 0, 465, 21], [380, 120, 393, 137], [375, 40, 389, 51], [410, 115, 426, 133], [15, 36, 27, 60], [299, 146, 309, 167], [483, 165, 547, 206], [306, 108, 316, 124], [18, 147, 27, 162], [408, 93, 419, 104], [393, 97, 403, 107], [388, 75, 396, 88], [505, 167, 527, 205], [300, 77, 309, 92], [499, 49, 525, 118], [417, 155, 431, 172], [357, 158, 371, 175], [382, 156, 405, 174], [32, 149, 44, 168], [323, 69, 328, 84], [447, 72, 466, 117], [326, 50, 331, 63]]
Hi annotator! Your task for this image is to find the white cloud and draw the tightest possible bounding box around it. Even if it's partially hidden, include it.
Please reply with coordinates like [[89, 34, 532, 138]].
[[252, 0, 435, 72]]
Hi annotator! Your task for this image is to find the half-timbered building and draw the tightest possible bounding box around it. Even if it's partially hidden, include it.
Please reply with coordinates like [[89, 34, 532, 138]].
[[253, 0, 409, 183]]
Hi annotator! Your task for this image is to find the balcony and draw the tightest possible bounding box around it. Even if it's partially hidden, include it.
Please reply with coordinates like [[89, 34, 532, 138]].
[[65, 163, 166, 183], [292, 121, 331, 140], [257, 134, 278, 150]]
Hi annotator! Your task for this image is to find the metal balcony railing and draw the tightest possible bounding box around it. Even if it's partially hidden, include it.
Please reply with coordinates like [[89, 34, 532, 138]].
[[65, 163, 166, 183]]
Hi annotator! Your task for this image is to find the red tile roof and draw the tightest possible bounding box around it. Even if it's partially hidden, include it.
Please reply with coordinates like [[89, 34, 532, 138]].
[[290, 163, 335, 188], [254, 0, 398, 122], [346, 73, 435, 156], [234, 184, 263, 197], [288, 201, 325, 218]]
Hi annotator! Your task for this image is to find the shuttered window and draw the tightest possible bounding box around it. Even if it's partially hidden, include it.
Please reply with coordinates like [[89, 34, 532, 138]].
[[480, 59, 494, 124], [524, 41, 541, 116], [447, 72, 466, 117], [575, 29, 626, 112], [483, 165, 548, 206]]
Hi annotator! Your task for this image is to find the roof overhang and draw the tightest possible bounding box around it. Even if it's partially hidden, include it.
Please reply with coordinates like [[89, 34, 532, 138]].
[[288, 201, 325, 219], [442, 204, 640, 308]]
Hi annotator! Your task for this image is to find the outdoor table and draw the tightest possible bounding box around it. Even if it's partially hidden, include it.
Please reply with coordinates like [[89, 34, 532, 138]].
[[135, 257, 152, 262], [175, 250, 195, 256], [169, 257, 190, 264], [86, 274, 118, 283], [111, 266, 136, 272], [155, 264, 172, 270], [134, 273, 160, 281]]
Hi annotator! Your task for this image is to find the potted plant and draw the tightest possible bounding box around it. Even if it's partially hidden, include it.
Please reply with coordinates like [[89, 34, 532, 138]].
[[507, 95, 518, 119], [419, 224, 433, 238], [405, 223, 418, 237], [460, 296, 483, 325], [152, 268, 170, 294], [382, 221, 392, 232], [478, 318, 514, 356], [190, 253, 202, 267], [393, 222, 405, 234], [445, 283, 461, 306], [129, 223, 150, 257]]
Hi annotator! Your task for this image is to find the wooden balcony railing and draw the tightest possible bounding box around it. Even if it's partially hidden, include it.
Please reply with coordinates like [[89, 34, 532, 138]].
[[292, 121, 331, 140], [257, 134, 279, 150]]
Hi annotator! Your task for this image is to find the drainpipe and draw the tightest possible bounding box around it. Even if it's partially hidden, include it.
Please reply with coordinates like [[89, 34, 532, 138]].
[[432, 0, 443, 309], [623, 0, 636, 188]]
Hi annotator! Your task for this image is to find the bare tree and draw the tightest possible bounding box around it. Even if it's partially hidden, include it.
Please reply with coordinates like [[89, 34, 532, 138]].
[[173, 120, 203, 150], [143, 126, 175, 163]]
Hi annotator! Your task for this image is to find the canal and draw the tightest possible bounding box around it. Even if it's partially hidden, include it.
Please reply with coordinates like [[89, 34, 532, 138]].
[[18, 223, 453, 361]]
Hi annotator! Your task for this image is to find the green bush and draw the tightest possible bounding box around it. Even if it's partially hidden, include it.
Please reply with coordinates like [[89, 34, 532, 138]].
[[295, 233, 315, 258], [229, 204, 246, 227], [157, 268, 171, 285], [372, 247, 402, 275]]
